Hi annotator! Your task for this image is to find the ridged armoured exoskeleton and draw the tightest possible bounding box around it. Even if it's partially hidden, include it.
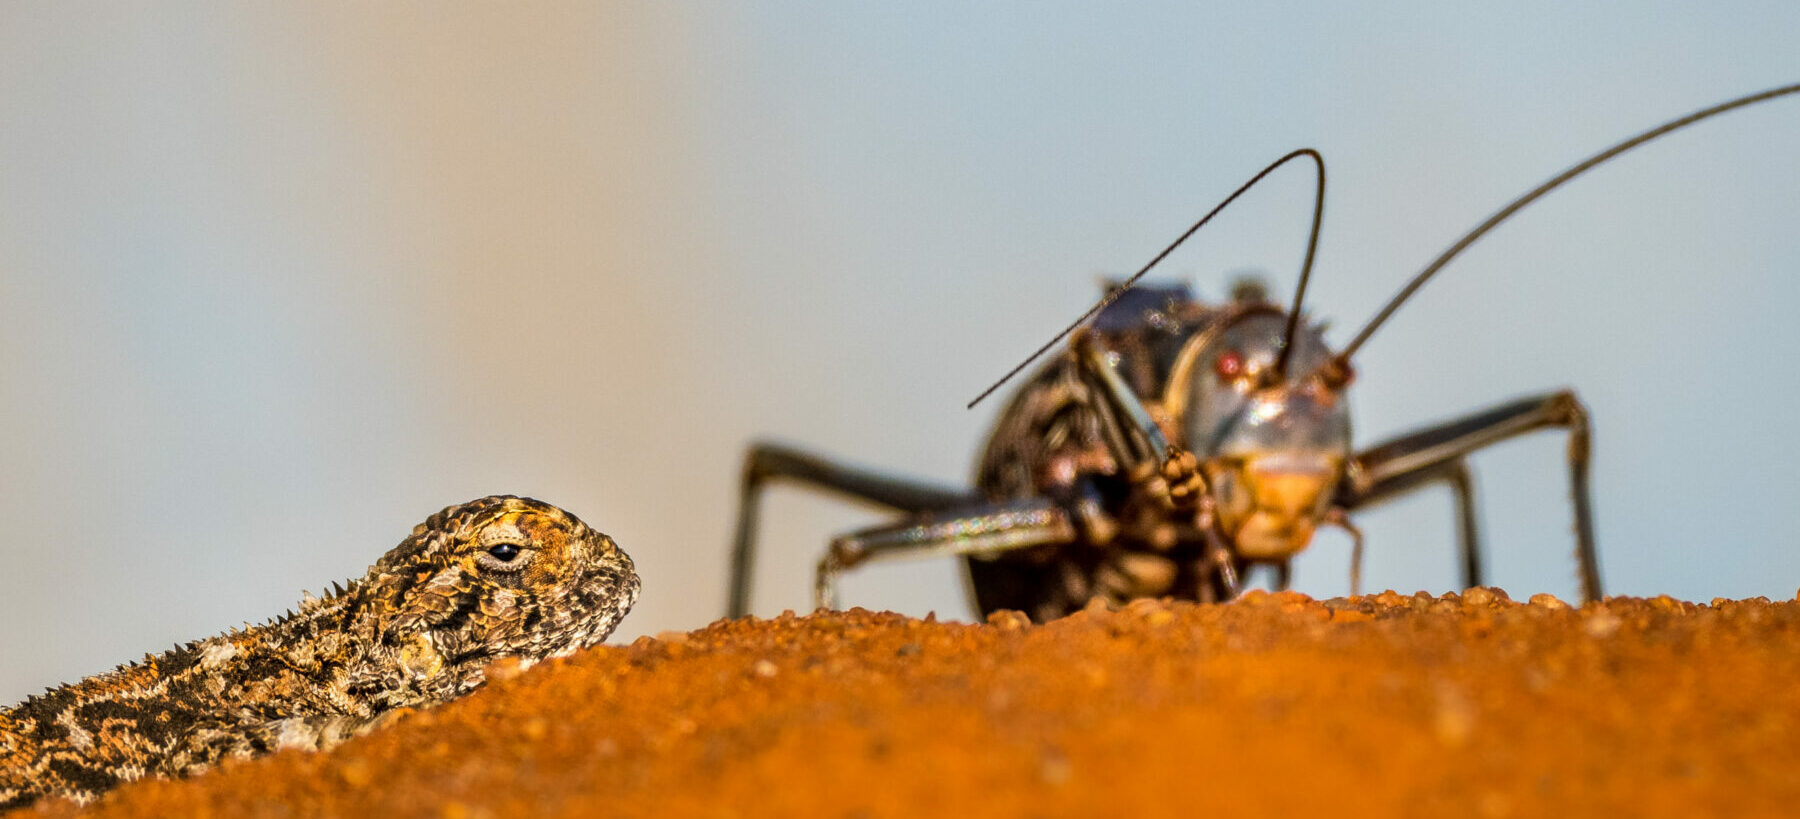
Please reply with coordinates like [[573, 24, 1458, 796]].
[[727, 84, 1800, 623]]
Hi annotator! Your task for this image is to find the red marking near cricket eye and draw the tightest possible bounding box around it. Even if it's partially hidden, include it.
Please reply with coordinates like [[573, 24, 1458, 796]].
[[1214, 349, 1245, 380]]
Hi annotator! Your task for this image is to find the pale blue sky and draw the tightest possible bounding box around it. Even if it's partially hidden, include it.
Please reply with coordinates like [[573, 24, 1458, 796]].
[[2, 4, 1796, 703]]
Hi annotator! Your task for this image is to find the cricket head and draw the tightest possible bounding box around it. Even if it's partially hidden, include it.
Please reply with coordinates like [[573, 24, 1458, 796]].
[[1176, 309, 1351, 562], [362, 495, 640, 697], [1201, 380, 1350, 560]]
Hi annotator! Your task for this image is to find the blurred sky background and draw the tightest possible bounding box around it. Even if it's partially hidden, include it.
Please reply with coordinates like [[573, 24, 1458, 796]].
[[2, 4, 1798, 703]]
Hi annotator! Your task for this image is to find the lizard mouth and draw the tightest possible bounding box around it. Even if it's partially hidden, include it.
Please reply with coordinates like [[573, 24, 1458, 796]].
[[563, 536, 642, 651]]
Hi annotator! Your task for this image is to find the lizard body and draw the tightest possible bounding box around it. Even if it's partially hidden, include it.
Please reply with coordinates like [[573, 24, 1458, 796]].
[[0, 495, 639, 810]]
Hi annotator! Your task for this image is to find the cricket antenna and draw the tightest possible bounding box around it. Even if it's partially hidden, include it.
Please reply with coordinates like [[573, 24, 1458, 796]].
[[1329, 82, 1800, 377], [1273, 151, 1327, 380], [968, 148, 1328, 409]]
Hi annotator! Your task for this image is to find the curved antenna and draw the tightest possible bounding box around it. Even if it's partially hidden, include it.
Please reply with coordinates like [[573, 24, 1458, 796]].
[[1273, 151, 1327, 379], [967, 148, 1328, 409], [1334, 82, 1800, 367]]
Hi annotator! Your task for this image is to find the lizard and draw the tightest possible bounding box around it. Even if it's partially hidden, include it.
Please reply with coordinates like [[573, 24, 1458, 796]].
[[0, 495, 640, 811]]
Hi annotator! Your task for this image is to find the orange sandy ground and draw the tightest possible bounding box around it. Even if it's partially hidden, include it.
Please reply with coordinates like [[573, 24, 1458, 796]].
[[19, 590, 1800, 818]]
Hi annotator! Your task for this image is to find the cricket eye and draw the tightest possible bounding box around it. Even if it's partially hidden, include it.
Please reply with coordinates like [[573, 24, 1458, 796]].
[[1215, 349, 1246, 380]]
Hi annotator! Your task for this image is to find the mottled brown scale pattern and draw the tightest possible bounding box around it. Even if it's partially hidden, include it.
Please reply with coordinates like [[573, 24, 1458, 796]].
[[0, 496, 639, 811]]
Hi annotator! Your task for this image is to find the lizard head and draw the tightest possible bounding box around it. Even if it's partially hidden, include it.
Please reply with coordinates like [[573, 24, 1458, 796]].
[[362, 495, 640, 695]]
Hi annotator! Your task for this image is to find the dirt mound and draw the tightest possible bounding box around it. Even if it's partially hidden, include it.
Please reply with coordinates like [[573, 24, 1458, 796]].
[[28, 590, 1800, 817]]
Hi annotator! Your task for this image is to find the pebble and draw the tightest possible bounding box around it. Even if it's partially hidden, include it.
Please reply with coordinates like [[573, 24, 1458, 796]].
[[1652, 595, 1687, 612], [1125, 598, 1166, 616], [1529, 593, 1569, 610], [987, 610, 1032, 631]]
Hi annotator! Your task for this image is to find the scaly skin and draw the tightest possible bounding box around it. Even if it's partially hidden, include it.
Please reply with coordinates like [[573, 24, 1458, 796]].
[[0, 496, 639, 810]]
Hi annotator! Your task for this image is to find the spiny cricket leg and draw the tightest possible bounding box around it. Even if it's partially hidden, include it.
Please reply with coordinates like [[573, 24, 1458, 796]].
[[1338, 458, 1482, 588], [1441, 461, 1479, 590], [729, 442, 973, 617], [1200, 525, 1242, 602], [1337, 390, 1599, 602], [1322, 508, 1366, 596], [816, 498, 1077, 610]]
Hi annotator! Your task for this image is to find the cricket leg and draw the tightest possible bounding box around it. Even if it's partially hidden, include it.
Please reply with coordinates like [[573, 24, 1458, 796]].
[[1336, 390, 1599, 602], [1321, 508, 1366, 596], [815, 497, 1077, 610], [1338, 459, 1481, 589], [729, 442, 973, 617], [1070, 331, 1205, 511]]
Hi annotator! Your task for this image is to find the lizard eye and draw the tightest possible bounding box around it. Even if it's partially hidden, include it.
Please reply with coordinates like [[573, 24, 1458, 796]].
[[477, 540, 533, 572], [488, 543, 521, 561]]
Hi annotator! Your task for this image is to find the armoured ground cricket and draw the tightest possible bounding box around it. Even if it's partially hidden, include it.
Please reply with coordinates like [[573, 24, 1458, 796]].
[[727, 84, 1800, 623]]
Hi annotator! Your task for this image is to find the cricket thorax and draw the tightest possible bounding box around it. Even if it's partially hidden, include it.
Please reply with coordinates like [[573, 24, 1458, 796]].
[[968, 281, 1348, 620], [0, 495, 639, 811]]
